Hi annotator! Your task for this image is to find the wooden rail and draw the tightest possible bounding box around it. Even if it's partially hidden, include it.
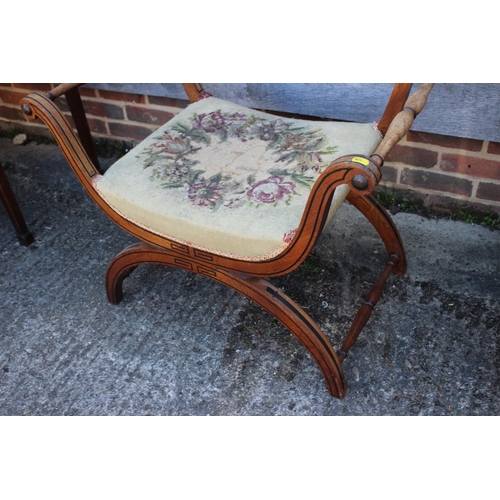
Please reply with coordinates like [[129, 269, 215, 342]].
[[46, 83, 83, 101], [371, 83, 434, 167]]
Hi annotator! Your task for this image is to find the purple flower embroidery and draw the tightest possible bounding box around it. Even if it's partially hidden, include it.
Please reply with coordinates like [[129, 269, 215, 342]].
[[249, 119, 289, 141], [247, 175, 295, 204], [226, 112, 250, 139], [192, 111, 225, 133], [187, 179, 225, 208]]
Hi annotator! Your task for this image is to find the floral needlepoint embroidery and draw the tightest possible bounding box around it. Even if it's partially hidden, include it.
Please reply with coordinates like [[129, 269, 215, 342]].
[[138, 103, 339, 211], [160, 135, 189, 155], [188, 178, 226, 208], [283, 228, 297, 244], [247, 176, 295, 205], [193, 111, 225, 133]]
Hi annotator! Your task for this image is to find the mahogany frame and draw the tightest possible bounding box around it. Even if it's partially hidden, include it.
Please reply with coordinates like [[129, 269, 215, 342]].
[[20, 83, 434, 398]]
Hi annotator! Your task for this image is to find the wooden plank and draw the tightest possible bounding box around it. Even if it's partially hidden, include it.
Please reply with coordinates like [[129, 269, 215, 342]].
[[415, 83, 500, 142], [86, 83, 500, 142]]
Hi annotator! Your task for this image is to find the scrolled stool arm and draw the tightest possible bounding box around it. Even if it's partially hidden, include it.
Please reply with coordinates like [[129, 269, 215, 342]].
[[20, 92, 100, 183], [324, 154, 382, 197]]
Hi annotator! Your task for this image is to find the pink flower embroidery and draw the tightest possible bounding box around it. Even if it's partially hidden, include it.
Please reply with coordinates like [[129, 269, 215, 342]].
[[247, 175, 295, 204], [283, 228, 297, 243]]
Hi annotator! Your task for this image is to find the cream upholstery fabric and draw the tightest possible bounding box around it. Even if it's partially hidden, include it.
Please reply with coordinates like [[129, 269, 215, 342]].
[[95, 97, 382, 259]]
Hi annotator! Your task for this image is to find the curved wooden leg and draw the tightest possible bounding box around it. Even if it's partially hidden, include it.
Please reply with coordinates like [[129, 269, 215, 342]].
[[106, 241, 347, 398], [106, 242, 147, 304], [225, 274, 347, 398], [347, 192, 406, 275]]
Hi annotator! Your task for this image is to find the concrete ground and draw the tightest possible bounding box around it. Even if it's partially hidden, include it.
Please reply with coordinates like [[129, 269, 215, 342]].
[[1, 136, 499, 415]]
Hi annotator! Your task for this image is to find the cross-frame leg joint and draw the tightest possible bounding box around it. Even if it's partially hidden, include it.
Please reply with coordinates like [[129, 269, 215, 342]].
[[105, 240, 348, 398]]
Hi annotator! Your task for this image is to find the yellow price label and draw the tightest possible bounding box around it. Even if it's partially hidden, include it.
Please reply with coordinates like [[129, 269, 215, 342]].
[[352, 156, 370, 166]]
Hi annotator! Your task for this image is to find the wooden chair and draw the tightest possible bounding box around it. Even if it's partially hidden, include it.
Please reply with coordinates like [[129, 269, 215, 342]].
[[1, 161, 34, 246], [20, 83, 434, 398]]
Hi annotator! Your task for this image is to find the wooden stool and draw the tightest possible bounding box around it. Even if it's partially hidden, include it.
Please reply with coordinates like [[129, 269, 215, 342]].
[[20, 83, 434, 398]]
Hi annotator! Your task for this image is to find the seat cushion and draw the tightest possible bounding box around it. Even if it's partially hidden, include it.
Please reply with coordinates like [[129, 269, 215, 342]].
[[95, 97, 381, 259]]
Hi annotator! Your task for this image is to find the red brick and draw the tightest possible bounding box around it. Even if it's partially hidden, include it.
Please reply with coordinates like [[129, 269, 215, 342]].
[[0, 89, 24, 105], [476, 182, 500, 202], [374, 185, 428, 208], [440, 153, 500, 180], [98, 89, 145, 103], [78, 87, 97, 98], [379, 165, 398, 184], [125, 105, 174, 125], [399, 190, 428, 207], [425, 194, 500, 216], [12, 83, 53, 91], [385, 144, 438, 168], [108, 122, 154, 141], [487, 141, 500, 155], [87, 117, 108, 135], [400, 168, 472, 197], [60, 112, 107, 136], [147, 95, 189, 109], [406, 130, 483, 152], [56, 97, 69, 113], [49, 99, 107, 136], [83, 100, 124, 120], [0, 84, 13, 87], [0, 105, 26, 122]]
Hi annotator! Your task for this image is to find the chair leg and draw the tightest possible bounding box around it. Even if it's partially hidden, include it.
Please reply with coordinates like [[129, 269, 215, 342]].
[[0, 163, 34, 246], [227, 275, 347, 398], [336, 193, 407, 361], [106, 241, 347, 398], [347, 192, 406, 275]]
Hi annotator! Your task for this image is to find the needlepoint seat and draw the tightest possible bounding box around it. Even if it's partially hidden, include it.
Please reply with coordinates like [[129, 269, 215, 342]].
[[95, 96, 382, 259]]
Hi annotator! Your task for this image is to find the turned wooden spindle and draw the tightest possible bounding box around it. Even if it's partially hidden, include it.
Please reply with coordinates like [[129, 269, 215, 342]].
[[377, 83, 413, 136], [46, 83, 83, 101], [371, 83, 434, 167], [337, 253, 399, 362]]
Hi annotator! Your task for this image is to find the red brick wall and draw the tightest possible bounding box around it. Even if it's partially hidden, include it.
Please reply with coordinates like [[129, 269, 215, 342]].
[[1, 83, 499, 216], [0, 83, 190, 143], [383, 131, 500, 215]]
